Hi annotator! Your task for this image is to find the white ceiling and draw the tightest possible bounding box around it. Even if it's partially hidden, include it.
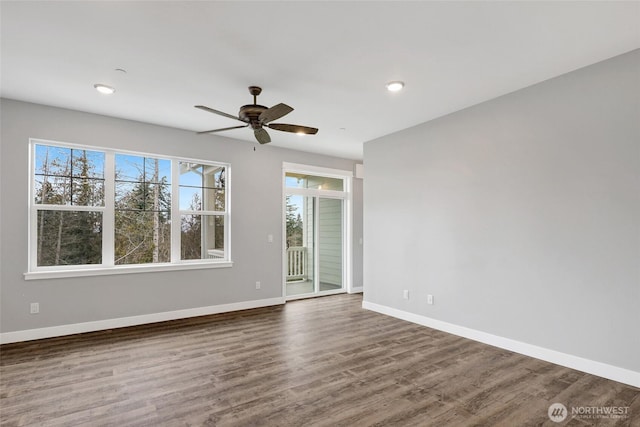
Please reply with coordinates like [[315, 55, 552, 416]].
[[1, 1, 638, 160]]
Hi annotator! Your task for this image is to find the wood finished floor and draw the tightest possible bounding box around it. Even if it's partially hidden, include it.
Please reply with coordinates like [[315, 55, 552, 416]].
[[1, 294, 638, 427]]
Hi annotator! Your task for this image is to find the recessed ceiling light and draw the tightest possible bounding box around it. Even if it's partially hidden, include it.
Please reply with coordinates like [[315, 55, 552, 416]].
[[386, 81, 405, 92], [94, 84, 115, 95]]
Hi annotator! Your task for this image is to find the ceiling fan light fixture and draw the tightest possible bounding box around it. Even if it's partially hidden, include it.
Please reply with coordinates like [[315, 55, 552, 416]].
[[386, 81, 405, 92], [94, 83, 115, 95]]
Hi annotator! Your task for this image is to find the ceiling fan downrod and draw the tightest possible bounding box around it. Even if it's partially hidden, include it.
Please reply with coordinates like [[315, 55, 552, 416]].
[[248, 86, 262, 105]]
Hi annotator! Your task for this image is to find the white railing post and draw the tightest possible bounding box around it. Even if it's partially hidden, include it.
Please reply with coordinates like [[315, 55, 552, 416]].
[[286, 246, 306, 281]]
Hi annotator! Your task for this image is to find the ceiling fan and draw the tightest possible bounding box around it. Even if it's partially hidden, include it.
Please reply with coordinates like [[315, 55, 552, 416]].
[[195, 86, 319, 144]]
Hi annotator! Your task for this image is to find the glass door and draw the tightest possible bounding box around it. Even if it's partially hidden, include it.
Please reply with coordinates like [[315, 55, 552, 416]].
[[284, 168, 350, 299], [318, 197, 343, 292], [285, 195, 315, 296]]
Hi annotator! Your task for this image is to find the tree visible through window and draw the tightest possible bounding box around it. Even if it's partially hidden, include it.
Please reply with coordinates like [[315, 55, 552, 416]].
[[286, 195, 303, 248], [30, 141, 230, 271], [34, 145, 104, 266], [115, 154, 171, 265], [178, 162, 226, 260]]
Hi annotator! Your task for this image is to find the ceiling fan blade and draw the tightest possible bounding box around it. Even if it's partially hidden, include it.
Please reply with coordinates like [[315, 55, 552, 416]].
[[268, 123, 319, 135], [195, 105, 245, 123], [259, 103, 293, 124], [197, 125, 249, 135], [254, 128, 271, 144]]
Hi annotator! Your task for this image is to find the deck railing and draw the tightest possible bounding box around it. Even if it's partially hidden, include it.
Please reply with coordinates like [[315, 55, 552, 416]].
[[207, 249, 225, 260], [287, 246, 307, 281]]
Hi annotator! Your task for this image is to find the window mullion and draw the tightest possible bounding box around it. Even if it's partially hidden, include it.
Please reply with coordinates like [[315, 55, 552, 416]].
[[171, 159, 180, 263], [103, 152, 115, 267], [33, 204, 105, 212], [182, 210, 224, 216]]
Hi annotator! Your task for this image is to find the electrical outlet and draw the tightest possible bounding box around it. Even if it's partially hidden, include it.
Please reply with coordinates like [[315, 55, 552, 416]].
[[403, 289, 409, 299], [427, 294, 434, 305], [267, 234, 274, 243], [30, 302, 39, 314], [255, 281, 261, 290]]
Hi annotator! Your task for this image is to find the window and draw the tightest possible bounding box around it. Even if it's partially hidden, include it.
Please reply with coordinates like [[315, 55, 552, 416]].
[[29, 140, 230, 276], [285, 172, 344, 191], [178, 162, 226, 261], [33, 145, 105, 266], [115, 154, 171, 265]]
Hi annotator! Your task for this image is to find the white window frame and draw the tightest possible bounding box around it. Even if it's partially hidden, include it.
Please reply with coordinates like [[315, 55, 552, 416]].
[[25, 138, 232, 280], [173, 161, 230, 263]]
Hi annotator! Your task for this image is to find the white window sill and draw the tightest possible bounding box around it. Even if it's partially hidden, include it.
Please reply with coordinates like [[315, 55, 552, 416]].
[[24, 261, 233, 281]]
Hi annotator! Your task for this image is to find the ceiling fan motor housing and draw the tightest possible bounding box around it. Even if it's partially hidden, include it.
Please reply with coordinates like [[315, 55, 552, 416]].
[[239, 104, 268, 129]]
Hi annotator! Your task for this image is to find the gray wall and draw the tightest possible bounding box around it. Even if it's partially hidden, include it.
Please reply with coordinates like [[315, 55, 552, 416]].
[[363, 50, 639, 372], [0, 99, 362, 334]]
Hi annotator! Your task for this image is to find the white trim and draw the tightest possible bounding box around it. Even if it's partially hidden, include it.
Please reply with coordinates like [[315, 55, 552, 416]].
[[282, 162, 353, 178], [362, 301, 640, 389], [0, 296, 284, 344], [313, 195, 320, 292], [24, 260, 233, 280], [285, 187, 346, 198], [32, 204, 105, 212], [28, 142, 37, 271], [224, 162, 231, 262], [281, 172, 287, 299], [349, 286, 363, 294], [344, 176, 353, 294], [179, 209, 226, 216], [103, 152, 115, 267], [171, 158, 181, 262]]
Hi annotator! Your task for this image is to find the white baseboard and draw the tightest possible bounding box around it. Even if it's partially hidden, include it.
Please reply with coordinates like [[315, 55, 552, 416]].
[[362, 300, 640, 389], [0, 297, 285, 345], [349, 286, 363, 294]]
